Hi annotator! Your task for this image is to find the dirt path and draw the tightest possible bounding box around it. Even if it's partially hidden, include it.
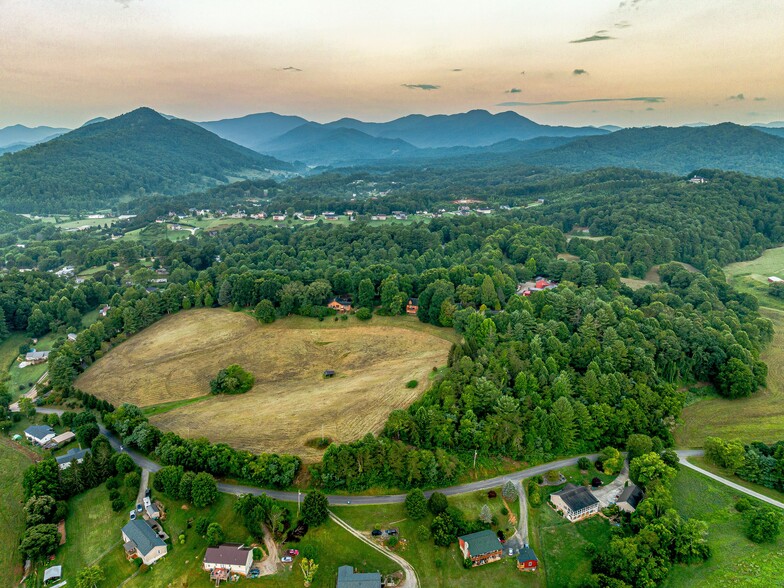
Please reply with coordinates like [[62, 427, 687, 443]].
[[329, 512, 418, 588], [517, 480, 528, 544], [255, 524, 279, 576], [9, 370, 48, 412]]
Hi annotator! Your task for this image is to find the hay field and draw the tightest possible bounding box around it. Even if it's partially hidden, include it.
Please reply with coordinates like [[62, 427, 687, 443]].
[[77, 309, 453, 461]]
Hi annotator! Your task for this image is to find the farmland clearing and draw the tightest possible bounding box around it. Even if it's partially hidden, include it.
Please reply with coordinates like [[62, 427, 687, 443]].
[[76, 309, 454, 461]]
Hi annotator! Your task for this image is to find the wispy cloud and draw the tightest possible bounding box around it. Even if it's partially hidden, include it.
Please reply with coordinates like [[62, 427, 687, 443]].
[[402, 83, 440, 91], [498, 96, 665, 106], [570, 31, 615, 43], [114, 0, 134, 6], [615, 20, 632, 28], [727, 93, 745, 101], [451, 69, 463, 72], [619, 0, 649, 9], [505, 88, 522, 94], [753, 97, 767, 101], [573, 69, 589, 76]]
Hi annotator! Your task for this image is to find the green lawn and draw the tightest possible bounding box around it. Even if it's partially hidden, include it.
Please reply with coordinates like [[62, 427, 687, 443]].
[[664, 466, 784, 587], [0, 442, 34, 587], [687, 456, 784, 504], [0, 333, 29, 372]]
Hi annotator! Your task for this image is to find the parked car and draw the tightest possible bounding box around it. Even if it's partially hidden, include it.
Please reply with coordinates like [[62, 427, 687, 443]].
[[129, 510, 136, 520], [371, 529, 383, 537], [281, 556, 293, 563], [136, 503, 143, 512], [287, 549, 299, 556], [386, 528, 398, 535], [249, 569, 260, 578], [144, 488, 151, 498], [508, 548, 514, 556]]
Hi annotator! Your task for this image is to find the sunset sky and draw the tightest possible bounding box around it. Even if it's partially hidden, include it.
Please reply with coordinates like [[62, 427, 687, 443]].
[[1, 0, 782, 128]]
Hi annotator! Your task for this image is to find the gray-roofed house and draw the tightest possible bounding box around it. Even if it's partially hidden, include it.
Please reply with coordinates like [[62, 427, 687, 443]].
[[56, 447, 91, 470], [335, 565, 382, 588], [122, 519, 167, 565], [550, 483, 600, 522], [617, 484, 645, 513], [203, 544, 254, 577], [458, 529, 503, 567], [24, 425, 56, 446], [25, 350, 50, 365]]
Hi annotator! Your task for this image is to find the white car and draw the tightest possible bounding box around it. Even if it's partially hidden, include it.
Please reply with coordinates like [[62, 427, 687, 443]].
[[129, 510, 136, 520]]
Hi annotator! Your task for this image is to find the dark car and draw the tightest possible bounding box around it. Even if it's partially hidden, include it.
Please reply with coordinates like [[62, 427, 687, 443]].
[[371, 529, 383, 537], [144, 488, 151, 498], [386, 528, 398, 535], [136, 503, 143, 512]]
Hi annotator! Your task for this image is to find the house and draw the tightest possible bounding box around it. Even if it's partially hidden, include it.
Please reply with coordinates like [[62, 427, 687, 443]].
[[99, 305, 110, 317], [458, 529, 503, 567], [272, 214, 287, 221], [517, 545, 538, 572], [328, 297, 353, 313], [516, 277, 558, 296], [25, 425, 56, 446], [550, 483, 600, 522], [25, 350, 50, 365], [406, 297, 419, 315], [122, 519, 167, 565], [56, 447, 91, 470], [688, 175, 707, 184], [768, 276, 783, 283], [617, 484, 645, 513], [143, 497, 160, 519], [67, 333, 78, 342], [335, 565, 382, 588], [203, 544, 254, 577], [47, 431, 76, 448]]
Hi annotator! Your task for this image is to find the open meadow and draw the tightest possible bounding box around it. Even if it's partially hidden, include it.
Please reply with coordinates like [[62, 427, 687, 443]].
[[77, 309, 454, 461], [676, 307, 784, 447], [0, 442, 33, 587]]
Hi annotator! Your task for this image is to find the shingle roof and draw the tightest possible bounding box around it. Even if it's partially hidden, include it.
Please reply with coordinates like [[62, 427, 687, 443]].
[[517, 545, 538, 563], [459, 529, 502, 557], [618, 484, 644, 509], [55, 447, 90, 465], [204, 544, 252, 567], [336, 565, 381, 588], [122, 519, 165, 556], [25, 425, 55, 440], [552, 484, 599, 511]]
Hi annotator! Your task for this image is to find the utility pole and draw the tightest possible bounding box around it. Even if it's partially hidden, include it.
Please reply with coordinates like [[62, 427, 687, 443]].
[[473, 449, 478, 472], [297, 490, 301, 517]]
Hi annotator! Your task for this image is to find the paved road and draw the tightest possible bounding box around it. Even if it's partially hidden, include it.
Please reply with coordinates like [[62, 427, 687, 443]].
[[330, 512, 419, 588], [678, 452, 784, 510]]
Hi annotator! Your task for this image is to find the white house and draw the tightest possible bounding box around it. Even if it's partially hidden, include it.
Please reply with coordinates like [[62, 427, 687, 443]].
[[203, 544, 254, 576], [122, 519, 167, 565], [550, 483, 600, 522], [24, 425, 55, 446]]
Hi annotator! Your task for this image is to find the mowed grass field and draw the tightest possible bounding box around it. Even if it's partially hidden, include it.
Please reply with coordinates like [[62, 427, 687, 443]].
[[725, 246, 784, 311], [77, 309, 454, 461], [675, 307, 784, 447], [0, 441, 33, 587]]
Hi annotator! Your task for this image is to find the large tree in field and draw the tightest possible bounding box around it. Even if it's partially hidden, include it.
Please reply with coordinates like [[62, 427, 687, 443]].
[[629, 452, 676, 489], [190, 472, 218, 507], [404, 488, 427, 520], [20, 524, 60, 561]]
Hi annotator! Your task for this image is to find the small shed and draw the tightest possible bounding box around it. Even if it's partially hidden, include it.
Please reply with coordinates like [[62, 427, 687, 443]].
[[517, 545, 538, 572], [44, 565, 62, 583], [323, 370, 336, 378]]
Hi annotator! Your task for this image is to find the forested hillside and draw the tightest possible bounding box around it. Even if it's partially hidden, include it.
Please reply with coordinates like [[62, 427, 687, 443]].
[[0, 108, 292, 213]]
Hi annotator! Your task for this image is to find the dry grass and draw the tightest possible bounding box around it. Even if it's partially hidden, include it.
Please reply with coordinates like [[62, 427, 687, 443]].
[[77, 309, 453, 461], [675, 308, 784, 447]]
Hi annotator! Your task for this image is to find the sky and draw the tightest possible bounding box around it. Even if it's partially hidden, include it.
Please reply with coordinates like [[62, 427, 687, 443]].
[[1, 0, 782, 128]]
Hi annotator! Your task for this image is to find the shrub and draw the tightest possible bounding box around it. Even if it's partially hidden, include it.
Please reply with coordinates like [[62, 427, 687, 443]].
[[125, 471, 141, 489], [195, 517, 210, 535], [487, 490, 497, 499], [301, 544, 319, 562], [746, 507, 782, 543], [405, 380, 418, 389], [428, 492, 448, 515], [111, 498, 125, 512], [206, 522, 225, 547], [105, 477, 120, 490], [500, 506, 508, 516], [544, 470, 561, 483], [253, 547, 263, 560], [355, 307, 372, 321], [735, 498, 753, 513], [108, 489, 120, 501], [387, 535, 399, 548], [210, 364, 255, 395], [404, 489, 428, 520], [416, 525, 430, 541], [577, 457, 592, 471]]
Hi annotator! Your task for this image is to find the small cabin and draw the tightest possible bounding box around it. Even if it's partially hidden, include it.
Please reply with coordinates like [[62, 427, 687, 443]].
[[328, 297, 352, 313], [406, 297, 419, 315]]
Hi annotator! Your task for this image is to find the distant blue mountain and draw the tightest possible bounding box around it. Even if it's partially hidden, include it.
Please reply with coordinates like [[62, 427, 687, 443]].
[[0, 124, 69, 148]]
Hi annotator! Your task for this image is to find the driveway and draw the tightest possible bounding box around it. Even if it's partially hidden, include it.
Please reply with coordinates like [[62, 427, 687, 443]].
[[592, 462, 630, 507], [255, 524, 280, 576]]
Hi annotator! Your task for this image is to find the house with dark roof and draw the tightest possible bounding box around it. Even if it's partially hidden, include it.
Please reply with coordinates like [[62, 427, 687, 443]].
[[550, 483, 600, 522], [517, 545, 538, 572], [617, 484, 645, 513], [336, 565, 382, 588], [56, 447, 91, 470], [122, 519, 167, 565], [24, 425, 56, 446], [25, 350, 50, 365], [203, 544, 254, 577], [327, 297, 353, 313], [406, 297, 419, 315], [458, 529, 503, 567]]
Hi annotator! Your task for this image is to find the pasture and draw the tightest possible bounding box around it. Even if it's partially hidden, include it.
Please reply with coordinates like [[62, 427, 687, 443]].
[[676, 308, 784, 447], [77, 309, 454, 461], [0, 442, 32, 588]]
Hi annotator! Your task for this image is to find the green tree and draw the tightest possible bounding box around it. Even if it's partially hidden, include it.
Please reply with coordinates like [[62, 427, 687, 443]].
[[24, 495, 57, 526], [302, 490, 329, 527], [479, 504, 492, 524], [23, 458, 60, 500], [428, 491, 448, 515], [206, 522, 225, 547], [358, 278, 375, 309], [210, 364, 255, 395], [404, 488, 428, 520], [629, 452, 676, 489], [746, 507, 782, 543], [626, 434, 653, 461], [254, 300, 276, 324], [430, 512, 456, 546], [599, 447, 624, 475], [190, 472, 218, 507], [502, 480, 518, 502], [76, 565, 105, 588], [300, 558, 319, 587], [717, 358, 756, 399], [20, 524, 60, 561], [195, 517, 210, 535]]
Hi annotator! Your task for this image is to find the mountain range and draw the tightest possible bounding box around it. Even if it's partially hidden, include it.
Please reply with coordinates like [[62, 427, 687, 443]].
[[0, 108, 291, 213]]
